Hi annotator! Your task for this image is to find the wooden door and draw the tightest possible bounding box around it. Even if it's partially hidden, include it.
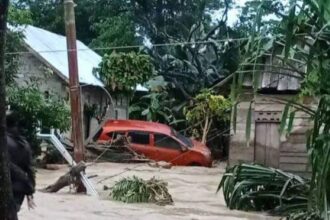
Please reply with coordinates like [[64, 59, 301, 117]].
[[255, 122, 280, 168]]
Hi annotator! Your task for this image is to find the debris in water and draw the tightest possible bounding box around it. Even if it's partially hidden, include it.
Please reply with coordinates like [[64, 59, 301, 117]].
[[109, 176, 173, 205]]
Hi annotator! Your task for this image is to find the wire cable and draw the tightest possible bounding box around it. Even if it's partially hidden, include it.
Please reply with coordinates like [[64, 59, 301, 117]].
[[4, 36, 276, 55]]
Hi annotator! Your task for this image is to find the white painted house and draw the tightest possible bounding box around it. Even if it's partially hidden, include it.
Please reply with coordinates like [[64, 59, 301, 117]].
[[14, 25, 146, 137]]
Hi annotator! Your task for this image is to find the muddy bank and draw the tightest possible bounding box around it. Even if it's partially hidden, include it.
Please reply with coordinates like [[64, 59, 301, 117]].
[[19, 163, 279, 220]]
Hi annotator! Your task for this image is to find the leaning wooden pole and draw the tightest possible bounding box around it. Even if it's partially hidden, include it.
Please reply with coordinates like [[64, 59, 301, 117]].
[[63, 0, 85, 163], [0, 0, 18, 219]]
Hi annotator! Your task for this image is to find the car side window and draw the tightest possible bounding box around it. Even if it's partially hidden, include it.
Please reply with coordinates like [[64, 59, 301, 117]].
[[107, 131, 125, 140], [127, 131, 150, 145], [154, 134, 181, 150]]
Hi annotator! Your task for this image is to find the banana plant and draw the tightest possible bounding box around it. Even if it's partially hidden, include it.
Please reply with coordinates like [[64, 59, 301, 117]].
[[129, 90, 184, 126]]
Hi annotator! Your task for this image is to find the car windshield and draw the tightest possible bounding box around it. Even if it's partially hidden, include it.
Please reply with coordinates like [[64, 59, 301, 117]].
[[172, 129, 193, 148]]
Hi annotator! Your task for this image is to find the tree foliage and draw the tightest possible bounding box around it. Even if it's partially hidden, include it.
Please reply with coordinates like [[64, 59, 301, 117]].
[[89, 14, 137, 53], [11, 0, 237, 156], [8, 3, 33, 25], [96, 51, 154, 91], [234, 0, 284, 36], [12, 0, 238, 98], [7, 85, 70, 155], [130, 91, 180, 124], [4, 2, 71, 158], [133, 0, 224, 44], [184, 89, 231, 143], [13, 0, 137, 46], [141, 0, 238, 99], [5, 3, 31, 85]]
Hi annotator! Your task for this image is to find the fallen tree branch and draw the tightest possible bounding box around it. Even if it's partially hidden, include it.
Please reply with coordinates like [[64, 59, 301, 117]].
[[41, 162, 86, 193], [86, 136, 148, 163]]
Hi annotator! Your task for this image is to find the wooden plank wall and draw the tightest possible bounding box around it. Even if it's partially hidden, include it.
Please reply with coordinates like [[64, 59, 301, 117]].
[[229, 94, 314, 176]]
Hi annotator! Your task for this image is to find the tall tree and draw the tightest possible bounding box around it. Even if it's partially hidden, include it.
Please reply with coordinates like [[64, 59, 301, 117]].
[[130, 0, 237, 99], [133, 0, 224, 44], [234, 0, 285, 36], [14, 0, 97, 44], [87, 0, 139, 51], [0, 0, 17, 219]]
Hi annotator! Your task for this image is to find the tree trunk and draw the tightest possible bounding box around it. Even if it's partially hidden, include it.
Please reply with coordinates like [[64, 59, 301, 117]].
[[0, 1, 18, 219], [41, 162, 86, 193], [202, 115, 209, 144]]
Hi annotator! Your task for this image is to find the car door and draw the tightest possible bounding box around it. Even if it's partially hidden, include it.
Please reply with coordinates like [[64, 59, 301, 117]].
[[153, 133, 183, 164], [127, 131, 156, 158]]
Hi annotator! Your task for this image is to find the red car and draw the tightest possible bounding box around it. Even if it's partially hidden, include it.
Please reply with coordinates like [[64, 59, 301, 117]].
[[98, 120, 212, 167]]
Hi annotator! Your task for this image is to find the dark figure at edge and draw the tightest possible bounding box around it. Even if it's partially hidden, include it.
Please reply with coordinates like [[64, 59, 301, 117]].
[[6, 111, 36, 216]]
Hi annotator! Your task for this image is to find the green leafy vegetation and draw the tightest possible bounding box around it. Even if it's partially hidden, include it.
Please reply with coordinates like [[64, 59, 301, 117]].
[[130, 91, 177, 123], [185, 90, 231, 143], [227, 0, 330, 219], [4, 0, 330, 218], [7, 85, 70, 155], [10, 1, 237, 156], [96, 52, 154, 91], [109, 176, 173, 205], [217, 164, 316, 218]]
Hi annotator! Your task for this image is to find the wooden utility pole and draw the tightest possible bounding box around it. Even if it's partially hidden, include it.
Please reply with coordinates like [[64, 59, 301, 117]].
[[63, 0, 85, 163], [0, 0, 18, 219]]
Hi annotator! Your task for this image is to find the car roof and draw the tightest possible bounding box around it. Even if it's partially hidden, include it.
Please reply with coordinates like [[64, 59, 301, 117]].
[[103, 119, 173, 136]]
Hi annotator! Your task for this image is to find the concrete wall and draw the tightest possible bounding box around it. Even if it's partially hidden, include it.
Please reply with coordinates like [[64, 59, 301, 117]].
[[17, 53, 128, 107], [16, 53, 67, 99], [111, 94, 129, 119], [16, 53, 130, 139]]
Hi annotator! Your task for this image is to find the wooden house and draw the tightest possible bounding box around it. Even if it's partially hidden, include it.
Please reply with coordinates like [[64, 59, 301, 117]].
[[228, 55, 314, 176]]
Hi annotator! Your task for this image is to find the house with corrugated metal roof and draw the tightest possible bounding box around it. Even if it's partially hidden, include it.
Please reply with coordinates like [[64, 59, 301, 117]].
[[228, 54, 314, 176], [14, 25, 147, 138]]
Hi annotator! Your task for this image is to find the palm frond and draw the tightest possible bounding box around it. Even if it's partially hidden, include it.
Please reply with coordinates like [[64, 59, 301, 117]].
[[217, 164, 311, 215]]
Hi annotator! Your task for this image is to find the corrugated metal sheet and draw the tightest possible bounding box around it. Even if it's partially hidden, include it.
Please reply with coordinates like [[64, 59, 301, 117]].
[[15, 25, 148, 91], [20, 25, 104, 86], [244, 56, 302, 91]]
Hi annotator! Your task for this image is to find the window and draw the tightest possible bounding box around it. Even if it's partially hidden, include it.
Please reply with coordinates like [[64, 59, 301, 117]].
[[107, 131, 125, 140], [154, 134, 181, 150], [172, 129, 193, 148], [128, 131, 150, 145]]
